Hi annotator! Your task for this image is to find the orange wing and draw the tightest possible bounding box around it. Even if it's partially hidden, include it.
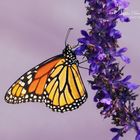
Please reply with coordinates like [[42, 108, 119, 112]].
[[5, 55, 64, 104]]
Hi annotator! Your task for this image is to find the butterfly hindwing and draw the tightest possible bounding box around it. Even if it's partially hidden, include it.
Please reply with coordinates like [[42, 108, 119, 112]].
[[44, 63, 87, 112]]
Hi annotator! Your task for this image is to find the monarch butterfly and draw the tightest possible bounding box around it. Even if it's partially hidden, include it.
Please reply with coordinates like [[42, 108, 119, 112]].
[[5, 28, 88, 113]]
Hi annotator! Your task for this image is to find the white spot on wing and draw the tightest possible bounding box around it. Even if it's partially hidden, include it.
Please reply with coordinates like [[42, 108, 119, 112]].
[[33, 95, 37, 99], [10, 95, 13, 99], [30, 94, 33, 97], [19, 81, 25, 86], [28, 78, 32, 84], [27, 74, 32, 79], [21, 76, 24, 80], [45, 84, 47, 88], [35, 66, 39, 69], [27, 71, 32, 75], [8, 89, 11, 94], [47, 100, 50, 103], [22, 89, 26, 94], [25, 95, 29, 99], [6, 96, 9, 100], [48, 78, 51, 82], [38, 96, 42, 99]]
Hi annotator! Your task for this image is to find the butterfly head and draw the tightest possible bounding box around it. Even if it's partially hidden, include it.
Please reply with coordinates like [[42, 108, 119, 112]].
[[63, 45, 79, 66]]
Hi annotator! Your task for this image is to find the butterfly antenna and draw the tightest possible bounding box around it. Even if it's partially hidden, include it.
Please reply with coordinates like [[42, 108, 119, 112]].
[[65, 28, 73, 46]]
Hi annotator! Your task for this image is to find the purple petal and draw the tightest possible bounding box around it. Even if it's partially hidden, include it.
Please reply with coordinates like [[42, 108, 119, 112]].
[[111, 128, 120, 133], [121, 55, 131, 63], [101, 105, 112, 114], [135, 132, 140, 140], [112, 134, 120, 140], [74, 45, 86, 55], [94, 95, 98, 102], [89, 63, 99, 75], [117, 0, 129, 9], [96, 45, 103, 52], [123, 125, 132, 132], [100, 98, 112, 105], [98, 53, 106, 61], [118, 47, 128, 54], [110, 29, 122, 39], [81, 30, 89, 37], [88, 57, 95, 64], [122, 75, 132, 83], [107, 1, 116, 10], [127, 82, 140, 90], [115, 47, 128, 57], [102, 88, 110, 98], [119, 15, 130, 22], [78, 38, 89, 44]]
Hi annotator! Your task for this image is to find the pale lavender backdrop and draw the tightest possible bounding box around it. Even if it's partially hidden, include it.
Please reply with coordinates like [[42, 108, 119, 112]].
[[0, 0, 140, 140]]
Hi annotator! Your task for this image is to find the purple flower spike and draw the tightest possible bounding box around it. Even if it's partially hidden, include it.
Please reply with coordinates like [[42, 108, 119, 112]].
[[76, 0, 140, 139]]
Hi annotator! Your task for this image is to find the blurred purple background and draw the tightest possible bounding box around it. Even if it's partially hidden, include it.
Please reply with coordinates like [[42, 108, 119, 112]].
[[0, 0, 140, 140]]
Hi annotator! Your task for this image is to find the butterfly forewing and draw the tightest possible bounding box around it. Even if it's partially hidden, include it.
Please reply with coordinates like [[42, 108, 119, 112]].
[[5, 55, 63, 104]]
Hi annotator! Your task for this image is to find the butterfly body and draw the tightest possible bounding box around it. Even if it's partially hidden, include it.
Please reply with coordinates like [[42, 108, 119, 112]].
[[5, 45, 87, 113]]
